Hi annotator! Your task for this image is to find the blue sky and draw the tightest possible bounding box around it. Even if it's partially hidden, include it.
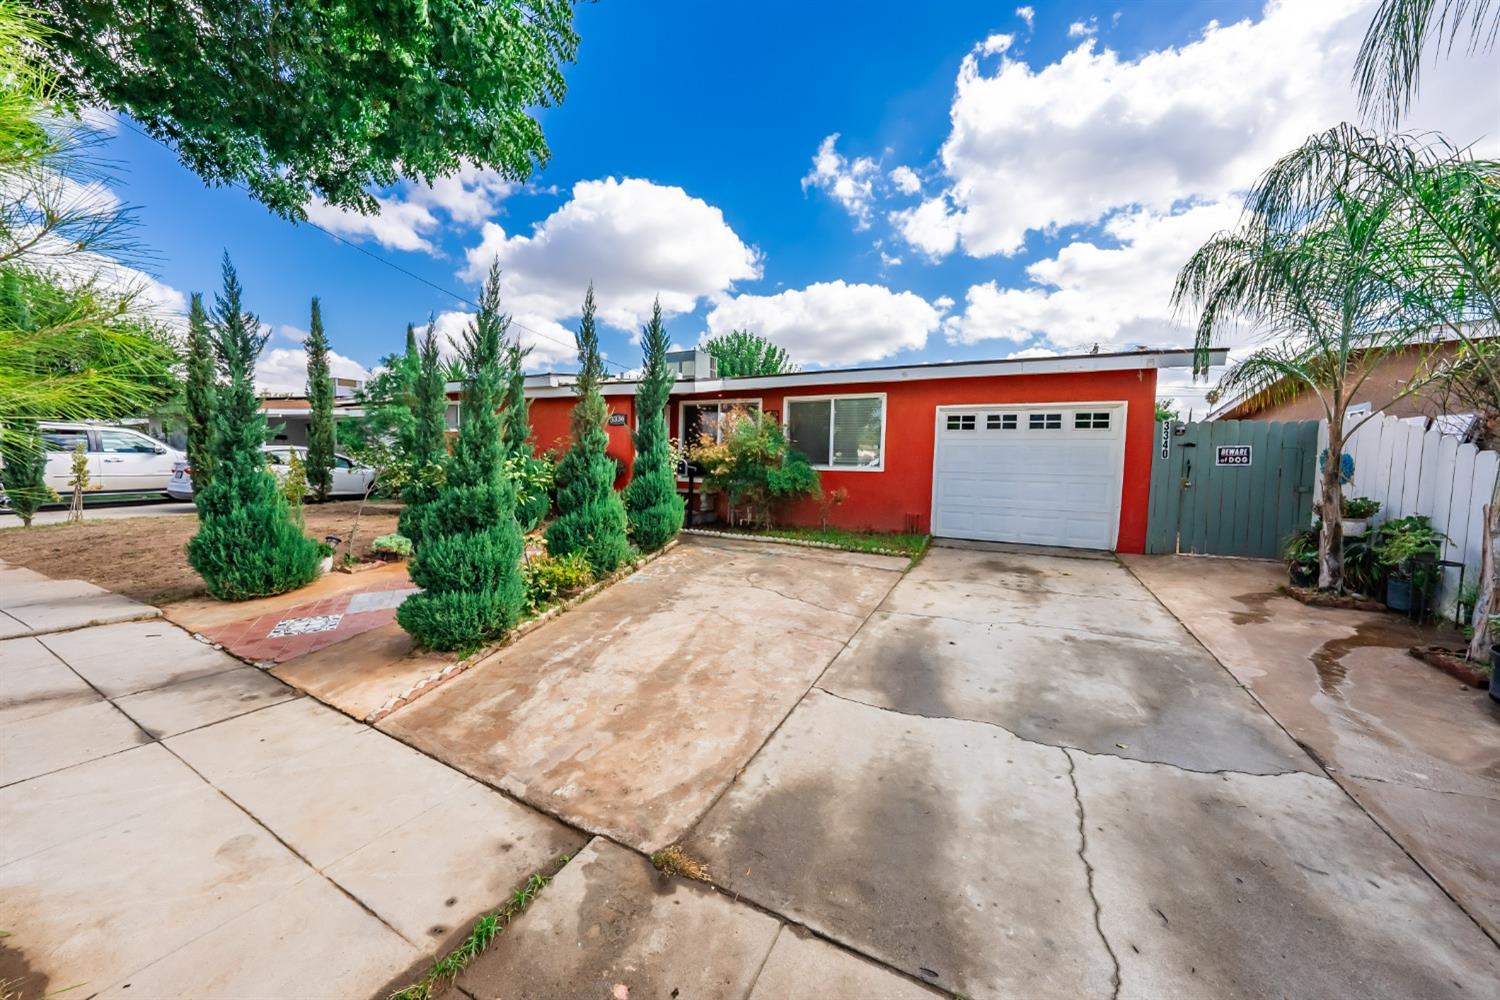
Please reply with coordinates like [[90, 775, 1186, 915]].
[[99, 0, 1496, 415]]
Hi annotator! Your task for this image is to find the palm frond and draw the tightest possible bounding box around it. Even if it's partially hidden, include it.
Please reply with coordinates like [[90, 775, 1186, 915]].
[[1355, 0, 1499, 124]]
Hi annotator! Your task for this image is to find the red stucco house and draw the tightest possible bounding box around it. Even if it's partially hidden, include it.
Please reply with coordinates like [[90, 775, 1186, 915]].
[[452, 348, 1220, 553]]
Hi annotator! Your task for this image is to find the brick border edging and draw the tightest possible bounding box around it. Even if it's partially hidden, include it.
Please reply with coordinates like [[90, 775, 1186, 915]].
[[1409, 644, 1491, 688], [363, 539, 680, 724], [681, 527, 911, 558]]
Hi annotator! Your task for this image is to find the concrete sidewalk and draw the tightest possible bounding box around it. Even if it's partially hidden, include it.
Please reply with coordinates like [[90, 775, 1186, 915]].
[[0, 559, 583, 997]]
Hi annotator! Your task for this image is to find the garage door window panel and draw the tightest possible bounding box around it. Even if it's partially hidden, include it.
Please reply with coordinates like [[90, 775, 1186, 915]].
[[787, 395, 884, 470]]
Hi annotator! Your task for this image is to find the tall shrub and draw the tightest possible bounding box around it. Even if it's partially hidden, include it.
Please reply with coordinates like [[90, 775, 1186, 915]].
[[0, 418, 53, 526], [187, 255, 321, 600], [304, 297, 335, 501], [396, 264, 525, 651], [624, 298, 683, 550], [690, 408, 820, 529], [398, 318, 448, 546], [501, 335, 550, 531], [545, 285, 629, 576], [184, 291, 216, 488]]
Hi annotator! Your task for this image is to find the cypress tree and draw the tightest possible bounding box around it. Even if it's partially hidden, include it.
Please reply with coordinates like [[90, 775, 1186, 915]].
[[187, 254, 321, 600], [624, 297, 684, 550], [184, 292, 217, 489], [545, 285, 630, 575], [0, 419, 53, 527], [501, 335, 550, 531], [304, 297, 335, 501], [398, 318, 448, 546], [396, 263, 526, 651]]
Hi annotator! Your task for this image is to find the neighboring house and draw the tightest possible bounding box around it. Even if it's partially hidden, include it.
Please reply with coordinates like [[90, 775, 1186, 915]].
[[487, 347, 1222, 553], [1209, 341, 1476, 424], [259, 376, 366, 446]]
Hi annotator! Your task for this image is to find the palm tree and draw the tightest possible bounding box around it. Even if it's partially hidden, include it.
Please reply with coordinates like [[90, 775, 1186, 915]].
[[1244, 124, 1500, 651], [1175, 187, 1440, 592], [1355, 0, 1499, 123]]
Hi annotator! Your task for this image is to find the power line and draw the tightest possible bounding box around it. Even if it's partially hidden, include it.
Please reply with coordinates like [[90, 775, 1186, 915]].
[[115, 119, 629, 372]]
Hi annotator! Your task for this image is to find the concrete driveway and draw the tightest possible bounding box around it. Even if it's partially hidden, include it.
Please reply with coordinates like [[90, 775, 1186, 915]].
[[676, 543, 1500, 998]]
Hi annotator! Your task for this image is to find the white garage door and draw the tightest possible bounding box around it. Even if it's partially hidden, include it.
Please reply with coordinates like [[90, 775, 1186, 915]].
[[931, 403, 1125, 550]]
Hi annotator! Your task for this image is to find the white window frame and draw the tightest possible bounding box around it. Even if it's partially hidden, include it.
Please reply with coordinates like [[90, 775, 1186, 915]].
[[783, 392, 888, 473], [676, 398, 763, 446]]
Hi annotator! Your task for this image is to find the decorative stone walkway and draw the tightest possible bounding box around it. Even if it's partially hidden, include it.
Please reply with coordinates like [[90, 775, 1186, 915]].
[[198, 575, 420, 664]]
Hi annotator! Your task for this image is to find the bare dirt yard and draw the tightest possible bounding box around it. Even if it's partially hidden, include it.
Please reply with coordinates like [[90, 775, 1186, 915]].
[[0, 500, 401, 605]]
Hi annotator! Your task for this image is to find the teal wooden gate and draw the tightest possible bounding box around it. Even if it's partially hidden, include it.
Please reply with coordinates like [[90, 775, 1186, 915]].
[[1145, 419, 1319, 557]]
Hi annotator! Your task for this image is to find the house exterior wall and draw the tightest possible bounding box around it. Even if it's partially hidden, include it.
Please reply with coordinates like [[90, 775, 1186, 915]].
[[1219, 343, 1465, 422], [523, 367, 1159, 552]]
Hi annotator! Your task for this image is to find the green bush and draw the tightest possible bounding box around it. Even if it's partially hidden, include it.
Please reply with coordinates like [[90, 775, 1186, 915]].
[[507, 451, 555, 532], [0, 419, 55, 527], [399, 319, 450, 548], [545, 286, 630, 576], [689, 407, 821, 528], [370, 533, 413, 559], [187, 257, 321, 600], [624, 298, 684, 551], [396, 264, 526, 652], [1342, 496, 1381, 519], [523, 552, 594, 613]]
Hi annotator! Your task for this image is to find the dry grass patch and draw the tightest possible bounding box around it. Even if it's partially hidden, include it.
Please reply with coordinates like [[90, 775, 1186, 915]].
[[650, 844, 711, 882]]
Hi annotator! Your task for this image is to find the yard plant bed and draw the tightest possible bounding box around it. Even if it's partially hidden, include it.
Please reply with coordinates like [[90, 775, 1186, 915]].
[[685, 525, 930, 561], [1278, 585, 1387, 612], [1408, 645, 1491, 689], [0, 501, 401, 605]]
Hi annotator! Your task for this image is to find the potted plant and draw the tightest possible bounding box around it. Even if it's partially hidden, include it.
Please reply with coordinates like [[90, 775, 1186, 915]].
[[1283, 524, 1319, 587], [1373, 515, 1445, 614], [1341, 496, 1380, 537]]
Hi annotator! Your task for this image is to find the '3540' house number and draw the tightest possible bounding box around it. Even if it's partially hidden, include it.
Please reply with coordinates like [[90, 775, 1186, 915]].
[[1216, 445, 1252, 466]]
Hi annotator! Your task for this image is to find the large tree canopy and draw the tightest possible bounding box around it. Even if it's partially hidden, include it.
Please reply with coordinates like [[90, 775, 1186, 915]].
[[703, 329, 798, 378], [38, 0, 579, 218]]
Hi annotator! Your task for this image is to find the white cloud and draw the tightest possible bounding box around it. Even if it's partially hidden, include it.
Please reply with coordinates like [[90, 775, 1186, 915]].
[[890, 195, 960, 259], [943, 199, 1240, 351], [803, 134, 883, 228], [404, 164, 514, 227], [305, 194, 440, 254], [1016, 6, 1034, 28], [1067, 17, 1098, 38], [255, 346, 372, 394], [704, 280, 942, 366], [461, 177, 760, 333], [889, 165, 922, 195], [908, 0, 1498, 260]]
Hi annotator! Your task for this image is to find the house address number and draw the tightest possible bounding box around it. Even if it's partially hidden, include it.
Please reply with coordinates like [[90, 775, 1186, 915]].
[[1216, 445, 1252, 466]]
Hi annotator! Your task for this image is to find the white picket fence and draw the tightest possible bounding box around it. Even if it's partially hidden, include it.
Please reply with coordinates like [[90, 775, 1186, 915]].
[[1317, 412, 1498, 613]]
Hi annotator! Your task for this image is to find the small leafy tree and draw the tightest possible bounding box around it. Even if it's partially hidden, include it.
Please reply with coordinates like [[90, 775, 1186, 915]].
[[624, 298, 684, 550], [184, 291, 217, 488], [546, 285, 630, 576], [282, 448, 309, 530], [689, 408, 821, 529], [187, 255, 321, 600], [702, 329, 798, 378], [304, 297, 335, 502], [66, 439, 87, 523], [0, 419, 54, 526], [396, 263, 526, 651], [398, 318, 450, 546]]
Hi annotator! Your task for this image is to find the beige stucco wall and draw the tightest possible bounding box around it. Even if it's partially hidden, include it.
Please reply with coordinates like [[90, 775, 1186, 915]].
[[1219, 344, 1468, 422]]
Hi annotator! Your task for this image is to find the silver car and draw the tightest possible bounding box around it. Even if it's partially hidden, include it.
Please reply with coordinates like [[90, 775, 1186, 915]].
[[167, 445, 374, 501], [37, 423, 184, 497]]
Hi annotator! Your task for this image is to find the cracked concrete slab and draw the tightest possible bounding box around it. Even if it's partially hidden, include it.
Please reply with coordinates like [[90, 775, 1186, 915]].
[[1071, 751, 1500, 998], [684, 688, 1116, 999], [114, 666, 298, 738], [38, 620, 242, 698], [0, 697, 148, 786], [381, 537, 903, 850], [166, 697, 477, 869], [821, 610, 1315, 775], [458, 837, 781, 1000], [0, 577, 158, 635], [747, 926, 945, 999], [0, 635, 100, 724], [1124, 554, 1500, 941], [0, 744, 310, 996], [883, 547, 1185, 642]]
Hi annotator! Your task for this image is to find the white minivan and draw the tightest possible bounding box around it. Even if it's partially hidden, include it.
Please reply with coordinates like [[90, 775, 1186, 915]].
[[39, 423, 184, 496]]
